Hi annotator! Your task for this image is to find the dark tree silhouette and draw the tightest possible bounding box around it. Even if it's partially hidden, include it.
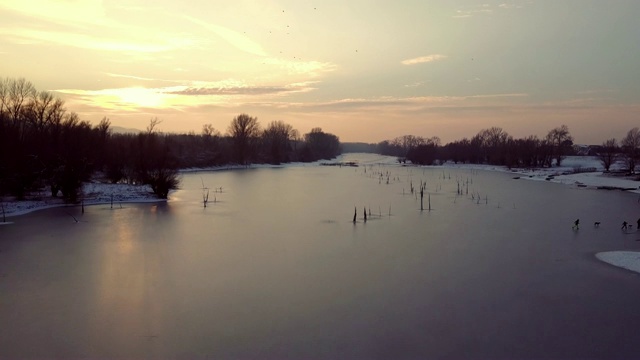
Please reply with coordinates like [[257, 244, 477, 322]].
[[545, 125, 573, 167], [228, 113, 261, 165], [262, 120, 295, 164], [621, 127, 640, 173], [407, 144, 439, 165], [301, 128, 340, 161], [133, 119, 180, 198], [406, 137, 441, 165], [598, 138, 619, 172], [202, 123, 220, 137], [474, 127, 511, 165]]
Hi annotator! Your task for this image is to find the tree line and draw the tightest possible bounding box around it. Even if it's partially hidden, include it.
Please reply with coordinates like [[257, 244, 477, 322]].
[[376, 126, 572, 168], [374, 125, 640, 173], [594, 128, 640, 173], [0, 77, 341, 202]]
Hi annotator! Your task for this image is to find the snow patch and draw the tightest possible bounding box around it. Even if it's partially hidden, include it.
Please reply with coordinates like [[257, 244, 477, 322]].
[[1, 182, 161, 217], [596, 251, 640, 274], [437, 156, 640, 194]]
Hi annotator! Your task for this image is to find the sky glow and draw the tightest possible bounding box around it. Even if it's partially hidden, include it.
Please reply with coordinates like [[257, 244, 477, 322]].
[[1, 0, 639, 143]]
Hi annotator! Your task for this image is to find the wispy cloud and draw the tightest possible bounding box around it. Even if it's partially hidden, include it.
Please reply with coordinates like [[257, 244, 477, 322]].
[[106, 73, 183, 83], [56, 87, 176, 110], [453, 6, 492, 18], [0, 2, 194, 54], [454, 1, 527, 18], [184, 15, 267, 57], [55, 79, 320, 111], [0, 0, 110, 28], [0, 27, 184, 53], [169, 81, 317, 96], [262, 57, 337, 76], [498, 2, 528, 10], [401, 54, 447, 65], [405, 81, 426, 88], [299, 93, 529, 111]]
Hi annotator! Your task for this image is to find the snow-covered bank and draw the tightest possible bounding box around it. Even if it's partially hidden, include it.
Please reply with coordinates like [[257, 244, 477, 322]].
[[346, 154, 640, 194], [406, 156, 639, 195], [1, 182, 161, 218], [504, 157, 640, 194], [0, 159, 330, 218]]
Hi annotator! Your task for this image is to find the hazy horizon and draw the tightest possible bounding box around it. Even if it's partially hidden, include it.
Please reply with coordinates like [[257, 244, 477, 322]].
[[2, 0, 639, 144]]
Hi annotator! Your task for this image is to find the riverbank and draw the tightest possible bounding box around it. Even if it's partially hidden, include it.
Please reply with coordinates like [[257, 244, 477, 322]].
[[0, 182, 161, 219], [0, 159, 328, 218]]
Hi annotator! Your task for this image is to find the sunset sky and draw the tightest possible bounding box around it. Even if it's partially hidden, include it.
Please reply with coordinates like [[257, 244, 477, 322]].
[[1, 0, 639, 143]]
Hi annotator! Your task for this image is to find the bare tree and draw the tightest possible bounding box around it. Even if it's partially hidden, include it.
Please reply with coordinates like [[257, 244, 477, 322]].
[[426, 136, 441, 146], [228, 113, 260, 164], [202, 123, 220, 137], [392, 135, 426, 157], [1, 78, 36, 142], [96, 117, 111, 138], [545, 125, 573, 166], [23, 91, 59, 133], [0, 78, 8, 118], [598, 138, 619, 172], [621, 127, 640, 173], [146, 117, 162, 134], [263, 120, 295, 164], [480, 127, 511, 165], [8, 78, 36, 128]]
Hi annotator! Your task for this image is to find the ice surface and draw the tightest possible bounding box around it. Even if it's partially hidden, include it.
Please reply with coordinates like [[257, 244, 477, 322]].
[[1, 155, 638, 218], [2, 153, 640, 358]]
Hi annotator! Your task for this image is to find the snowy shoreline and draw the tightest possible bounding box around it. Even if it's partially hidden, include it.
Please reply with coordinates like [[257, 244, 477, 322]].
[[0, 182, 164, 218], [432, 156, 640, 194], [0, 159, 329, 218]]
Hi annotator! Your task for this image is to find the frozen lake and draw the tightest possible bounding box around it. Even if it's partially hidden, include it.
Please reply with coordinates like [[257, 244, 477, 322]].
[[2, 153, 640, 359]]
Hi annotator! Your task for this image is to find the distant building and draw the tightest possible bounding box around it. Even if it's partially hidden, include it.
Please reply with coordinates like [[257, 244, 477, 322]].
[[573, 144, 600, 156]]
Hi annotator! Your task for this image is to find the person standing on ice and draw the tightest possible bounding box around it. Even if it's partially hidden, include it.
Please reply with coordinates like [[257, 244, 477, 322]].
[[573, 219, 580, 230], [622, 221, 628, 231], [637, 217, 640, 231]]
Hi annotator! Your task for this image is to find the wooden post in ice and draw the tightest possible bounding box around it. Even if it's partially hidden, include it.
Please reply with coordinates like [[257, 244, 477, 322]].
[[420, 187, 424, 211], [110, 194, 113, 209], [428, 193, 432, 211], [353, 207, 357, 223], [364, 207, 367, 222], [201, 177, 209, 208]]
